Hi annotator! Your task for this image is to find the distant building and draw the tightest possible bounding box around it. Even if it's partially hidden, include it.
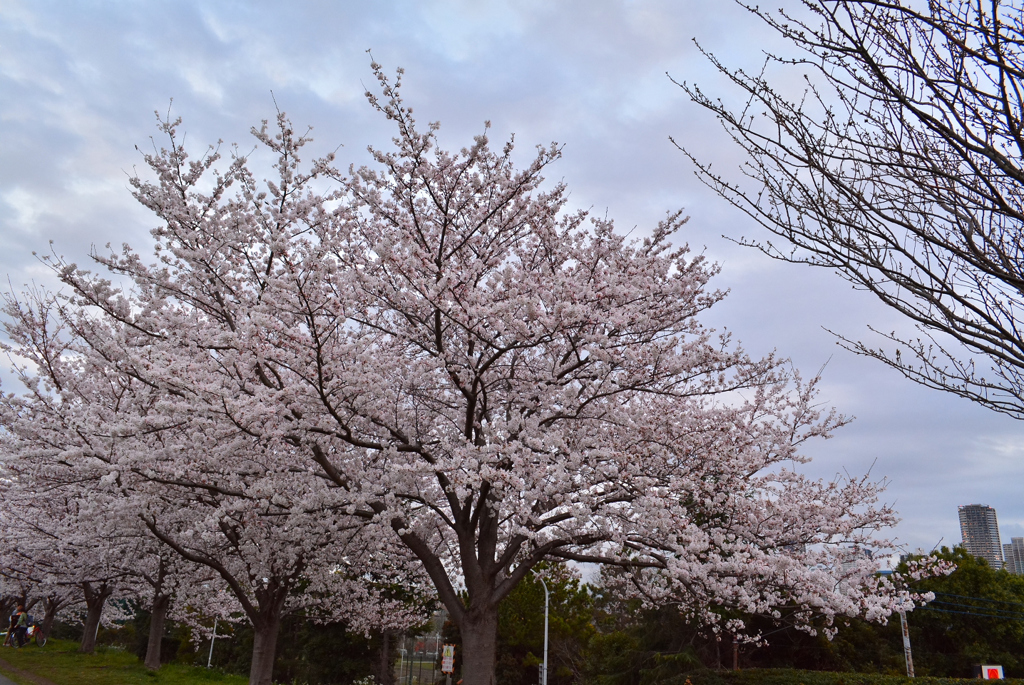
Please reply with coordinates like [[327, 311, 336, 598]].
[[1004, 537, 1024, 574], [840, 546, 874, 576], [836, 546, 876, 594], [959, 504, 1004, 569]]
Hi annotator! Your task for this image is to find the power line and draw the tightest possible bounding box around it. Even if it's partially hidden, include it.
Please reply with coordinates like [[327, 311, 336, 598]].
[[918, 605, 1024, 622], [932, 592, 1024, 610], [928, 599, 1024, 619]]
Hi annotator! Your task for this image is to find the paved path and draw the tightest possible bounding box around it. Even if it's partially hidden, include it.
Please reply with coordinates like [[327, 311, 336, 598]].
[[0, 656, 58, 685]]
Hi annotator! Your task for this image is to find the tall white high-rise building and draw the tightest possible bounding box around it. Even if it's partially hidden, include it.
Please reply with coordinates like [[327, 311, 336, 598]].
[[959, 504, 1004, 569], [1004, 538, 1024, 574]]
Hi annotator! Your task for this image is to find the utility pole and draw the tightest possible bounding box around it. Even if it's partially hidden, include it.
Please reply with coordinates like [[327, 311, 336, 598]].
[[899, 610, 915, 678], [538, 576, 549, 685], [207, 619, 218, 669]]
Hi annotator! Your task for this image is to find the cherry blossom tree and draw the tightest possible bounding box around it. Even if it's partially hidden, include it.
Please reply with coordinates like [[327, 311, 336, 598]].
[[0, 291, 429, 684], [0, 484, 188, 665], [133, 446, 426, 684], [0, 538, 80, 646], [0, 480, 134, 653], [1, 65, 931, 685], [0, 296, 188, 659]]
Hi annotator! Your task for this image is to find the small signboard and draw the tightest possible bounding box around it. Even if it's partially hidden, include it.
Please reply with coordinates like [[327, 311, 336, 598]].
[[982, 665, 1004, 680], [441, 644, 455, 674]]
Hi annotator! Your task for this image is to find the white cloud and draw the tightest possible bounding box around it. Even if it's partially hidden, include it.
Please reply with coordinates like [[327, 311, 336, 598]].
[[2, 187, 46, 231]]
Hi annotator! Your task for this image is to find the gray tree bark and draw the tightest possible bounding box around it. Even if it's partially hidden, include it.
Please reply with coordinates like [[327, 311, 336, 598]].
[[79, 582, 112, 654], [458, 609, 499, 685], [373, 630, 396, 685], [144, 593, 170, 670], [247, 598, 285, 685], [41, 594, 64, 639]]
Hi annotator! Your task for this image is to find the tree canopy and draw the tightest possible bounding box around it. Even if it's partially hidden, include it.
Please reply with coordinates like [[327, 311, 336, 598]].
[[0, 64, 932, 685]]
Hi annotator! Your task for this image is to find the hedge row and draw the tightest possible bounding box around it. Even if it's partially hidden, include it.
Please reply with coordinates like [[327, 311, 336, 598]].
[[662, 669, 1024, 685]]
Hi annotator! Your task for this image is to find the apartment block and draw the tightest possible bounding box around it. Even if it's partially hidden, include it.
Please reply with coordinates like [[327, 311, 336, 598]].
[[959, 504, 1004, 570]]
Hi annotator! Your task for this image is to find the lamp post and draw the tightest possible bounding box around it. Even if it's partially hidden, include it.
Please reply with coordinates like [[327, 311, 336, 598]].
[[538, 576, 549, 685]]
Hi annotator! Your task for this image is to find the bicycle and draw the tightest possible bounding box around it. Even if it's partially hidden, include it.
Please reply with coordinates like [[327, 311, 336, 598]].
[[2, 628, 24, 648], [26, 624, 46, 647], [2, 622, 45, 647]]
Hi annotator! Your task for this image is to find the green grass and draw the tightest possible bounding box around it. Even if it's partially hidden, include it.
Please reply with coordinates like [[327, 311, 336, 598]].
[[660, 669, 1024, 685], [0, 639, 249, 685], [3, 646, 1024, 685]]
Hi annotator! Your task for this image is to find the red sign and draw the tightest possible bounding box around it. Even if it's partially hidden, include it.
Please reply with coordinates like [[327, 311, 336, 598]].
[[982, 665, 1004, 680]]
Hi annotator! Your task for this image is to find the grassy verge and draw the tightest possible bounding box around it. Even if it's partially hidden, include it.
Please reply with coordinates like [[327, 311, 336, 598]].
[[662, 669, 1024, 685], [0, 639, 248, 685], [2, 646, 1023, 685]]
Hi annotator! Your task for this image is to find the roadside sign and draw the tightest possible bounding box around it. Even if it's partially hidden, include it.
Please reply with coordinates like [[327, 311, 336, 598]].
[[982, 665, 1004, 680], [441, 644, 455, 674]]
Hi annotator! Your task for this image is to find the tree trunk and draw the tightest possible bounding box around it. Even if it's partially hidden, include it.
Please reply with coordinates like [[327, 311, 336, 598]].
[[373, 630, 396, 685], [79, 582, 112, 654], [41, 596, 61, 638], [458, 609, 499, 685], [248, 604, 285, 685], [144, 593, 170, 670], [0, 598, 14, 627]]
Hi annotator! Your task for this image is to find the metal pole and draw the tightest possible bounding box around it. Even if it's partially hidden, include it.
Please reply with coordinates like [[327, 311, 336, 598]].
[[899, 610, 915, 678], [538, 576, 549, 685], [207, 619, 217, 669], [433, 633, 439, 684]]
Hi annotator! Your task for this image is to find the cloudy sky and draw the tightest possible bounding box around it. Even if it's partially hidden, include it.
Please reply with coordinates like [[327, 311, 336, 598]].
[[2, 0, 1022, 558]]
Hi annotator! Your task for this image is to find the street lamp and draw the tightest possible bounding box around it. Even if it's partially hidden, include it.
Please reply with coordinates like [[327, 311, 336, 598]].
[[538, 575, 549, 685]]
